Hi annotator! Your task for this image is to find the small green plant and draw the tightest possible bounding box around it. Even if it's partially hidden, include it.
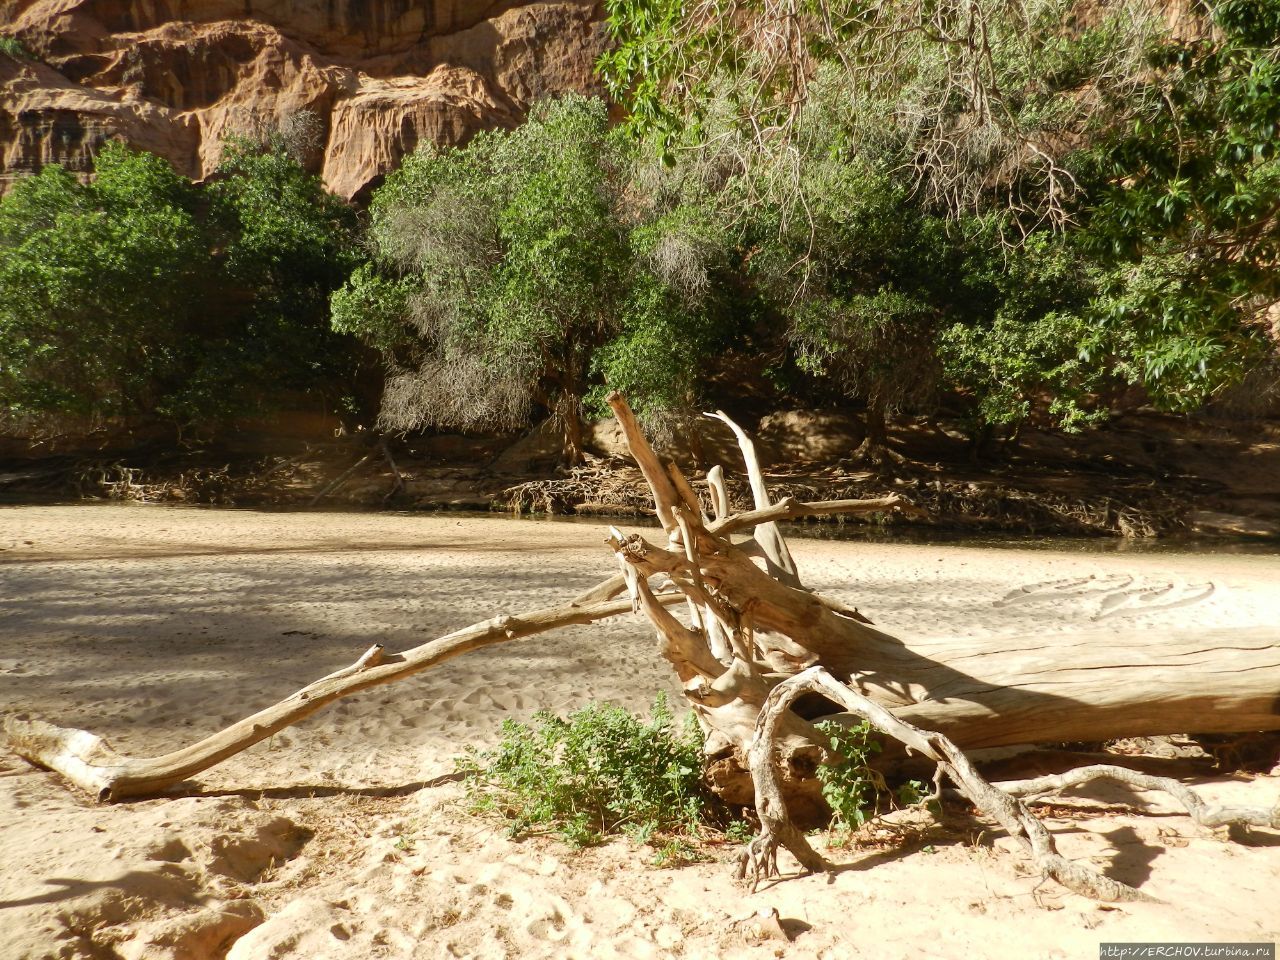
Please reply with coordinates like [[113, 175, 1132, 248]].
[[814, 719, 883, 833], [458, 695, 709, 850], [0, 36, 32, 60], [896, 779, 929, 808], [723, 818, 755, 844], [814, 719, 933, 838]]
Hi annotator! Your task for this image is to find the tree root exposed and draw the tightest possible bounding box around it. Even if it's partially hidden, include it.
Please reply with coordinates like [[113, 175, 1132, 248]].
[[734, 668, 1278, 901]]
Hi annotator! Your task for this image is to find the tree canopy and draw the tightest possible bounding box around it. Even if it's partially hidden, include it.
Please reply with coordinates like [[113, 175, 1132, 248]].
[[591, 0, 1280, 442], [0, 136, 361, 438], [3, 0, 1277, 457], [332, 95, 735, 462]]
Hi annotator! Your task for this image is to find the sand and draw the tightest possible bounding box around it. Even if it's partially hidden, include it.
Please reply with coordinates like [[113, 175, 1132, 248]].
[[0, 504, 1277, 959]]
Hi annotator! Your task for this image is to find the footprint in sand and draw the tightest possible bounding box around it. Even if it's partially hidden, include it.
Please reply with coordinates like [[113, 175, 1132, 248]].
[[996, 575, 1215, 621]]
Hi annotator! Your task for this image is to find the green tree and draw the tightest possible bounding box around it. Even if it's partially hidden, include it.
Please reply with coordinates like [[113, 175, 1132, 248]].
[[333, 95, 732, 463], [747, 147, 984, 459], [204, 135, 363, 414], [600, 0, 1155, 229], [0, 137, 362, 437], [938, 232, 1109, 434], [0, 145, 208, 429], [1080, 0, 1280, 411]]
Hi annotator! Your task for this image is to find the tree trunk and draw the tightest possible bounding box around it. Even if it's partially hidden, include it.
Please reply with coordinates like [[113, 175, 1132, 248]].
[[853, 390, 899, 464], [557, 386, 585, 467]]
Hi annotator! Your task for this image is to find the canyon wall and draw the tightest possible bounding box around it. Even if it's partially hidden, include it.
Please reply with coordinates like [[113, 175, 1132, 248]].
[[0, 0, 607, 198]]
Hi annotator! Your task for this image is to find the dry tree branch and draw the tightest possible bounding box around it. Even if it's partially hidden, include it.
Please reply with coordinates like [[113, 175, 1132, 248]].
[[2, 590, 683, 801], [1004, 765, 1280, 831], [738, 666, 1156, 900]]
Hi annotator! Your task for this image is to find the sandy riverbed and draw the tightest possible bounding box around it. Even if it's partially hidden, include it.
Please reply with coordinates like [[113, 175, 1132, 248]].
[[1, 504, 1277, 959]]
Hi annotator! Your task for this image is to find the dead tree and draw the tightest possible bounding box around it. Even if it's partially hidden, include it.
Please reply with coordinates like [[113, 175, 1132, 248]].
[[3, 392, 1278, 902], [600, 392, 1278, 900]]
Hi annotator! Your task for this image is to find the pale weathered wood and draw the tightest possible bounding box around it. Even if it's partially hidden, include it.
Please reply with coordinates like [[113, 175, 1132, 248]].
[[607, 526, 1280, 756], [741, 666, 1279, 899], [1003, 764, 1280, 830], [3, 590, 683, 801], [885, 626, 1280, 750], [710, 493, 914, 535], [604, 392, 1280, 897], [706, 465, 730, 522], [706, 409, 801, 588], [606, 392, 682, 537], [308, 453, 374, 506]]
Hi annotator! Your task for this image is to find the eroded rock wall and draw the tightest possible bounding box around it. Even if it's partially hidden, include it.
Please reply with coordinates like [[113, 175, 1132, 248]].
[[0, 0, 606, 197]]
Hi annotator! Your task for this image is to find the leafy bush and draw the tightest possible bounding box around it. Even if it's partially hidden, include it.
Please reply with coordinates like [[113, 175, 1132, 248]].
[[0, 147, 208, 427], [814, 719, 929, 837], [334, 95, 736, 463], [1078, 0, 1280, 412], [0, 139, 361, 435], [0, 36, 33, 60], [458, 695, 713, 853]]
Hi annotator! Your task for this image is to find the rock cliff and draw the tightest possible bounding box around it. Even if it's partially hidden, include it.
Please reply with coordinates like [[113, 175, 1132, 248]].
[[0, 0, 606, 198]]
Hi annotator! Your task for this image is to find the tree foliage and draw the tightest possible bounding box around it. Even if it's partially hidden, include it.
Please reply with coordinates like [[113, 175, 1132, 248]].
[[333, 95, 734, 462], [4, 0, 1277, 454], [0, 138, 361, 436], [598, 0, 1278, 436], [0, 147, 208, 427], [747, 151, 971, 450], [600, 0, 1155, 228], [1080, 0, 1280, 411]]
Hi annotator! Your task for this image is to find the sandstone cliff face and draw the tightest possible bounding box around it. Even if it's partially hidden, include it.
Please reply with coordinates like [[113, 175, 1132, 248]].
[[0, 0, 606, 197]]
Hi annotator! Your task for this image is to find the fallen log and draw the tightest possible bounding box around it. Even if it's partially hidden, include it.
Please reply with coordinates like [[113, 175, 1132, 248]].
[[600, 394, 1280, 813], [602, 391, 1278, 897]]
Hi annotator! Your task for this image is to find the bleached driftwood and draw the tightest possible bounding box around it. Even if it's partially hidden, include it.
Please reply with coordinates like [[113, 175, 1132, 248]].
[[602, 391, 1280, 899], [2, 592, 680, 801]]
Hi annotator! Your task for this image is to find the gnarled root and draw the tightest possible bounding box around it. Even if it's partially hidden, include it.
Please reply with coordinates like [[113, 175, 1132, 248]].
[[735, 680, 830, 890], [1004, 765, 1280, 832], [741, 667, 1158, 902]]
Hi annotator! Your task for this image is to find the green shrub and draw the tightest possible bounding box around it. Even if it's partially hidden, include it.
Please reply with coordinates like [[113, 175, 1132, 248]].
[[0, 36, 33, 60], [814, 719, 930, 838], [335, 95, 737, 463], [458, 695, 712, 851], [0, 139, 361, 434]]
